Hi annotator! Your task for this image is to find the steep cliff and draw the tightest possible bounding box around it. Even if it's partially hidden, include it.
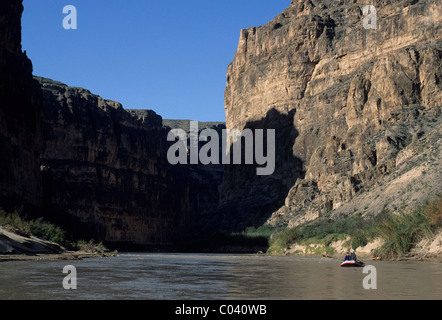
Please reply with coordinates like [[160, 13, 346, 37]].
[[0, 0, 225, 250], [222, 0, 441, 230], [2, 0, 440, 252], [162, 119, 225, 237], [38, 77, 191, 248], [37, 77, 226, 249], [0, 0, 43, 211]]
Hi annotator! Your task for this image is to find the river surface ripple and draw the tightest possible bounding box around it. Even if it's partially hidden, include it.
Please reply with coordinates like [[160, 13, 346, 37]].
[[0, 253, 440, 300]]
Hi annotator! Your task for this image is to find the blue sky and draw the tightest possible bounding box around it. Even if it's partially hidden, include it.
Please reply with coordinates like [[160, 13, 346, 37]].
[[22, 0, 290, 122]]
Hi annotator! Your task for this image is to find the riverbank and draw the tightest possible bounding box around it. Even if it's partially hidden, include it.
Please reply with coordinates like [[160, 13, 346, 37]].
[[0, 250, 118, 262], [2, 197, 440, 263], [267, 196, 442, 262], [277, 233, 442, 263], [0, 225, 117, 262]]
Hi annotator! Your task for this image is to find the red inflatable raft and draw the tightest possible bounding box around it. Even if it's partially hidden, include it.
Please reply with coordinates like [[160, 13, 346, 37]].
[[340, 260, 365, 267]]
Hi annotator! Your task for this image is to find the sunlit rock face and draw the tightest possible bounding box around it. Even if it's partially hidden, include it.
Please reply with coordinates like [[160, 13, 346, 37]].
[[222, 0, 441, 229]]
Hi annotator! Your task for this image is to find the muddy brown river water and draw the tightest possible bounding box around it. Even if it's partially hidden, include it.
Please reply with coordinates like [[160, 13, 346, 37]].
[[0, 253, 440, 300]]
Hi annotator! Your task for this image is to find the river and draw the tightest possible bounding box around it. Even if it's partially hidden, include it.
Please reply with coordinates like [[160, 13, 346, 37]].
[[0, 253, 440, 300]]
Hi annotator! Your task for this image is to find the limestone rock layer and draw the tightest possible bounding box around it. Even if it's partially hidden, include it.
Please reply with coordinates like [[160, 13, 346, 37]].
[[222, 0, 442, 229]]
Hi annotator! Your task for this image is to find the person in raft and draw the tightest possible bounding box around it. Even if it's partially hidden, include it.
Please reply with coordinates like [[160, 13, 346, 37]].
[[344, 252, 351, 261], [350, 251, 358, 261]]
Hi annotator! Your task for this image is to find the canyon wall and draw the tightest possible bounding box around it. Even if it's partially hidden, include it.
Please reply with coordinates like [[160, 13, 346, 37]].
[[38, 77, 195, 248], [0, 0, 223, 249], [0, 0, 226, 249], [37, 78, 224, 248], [0, 0, 43, 211], [160, 119, 226, 240], [222, 0, 441, 230], [2, 0, 441, 249]]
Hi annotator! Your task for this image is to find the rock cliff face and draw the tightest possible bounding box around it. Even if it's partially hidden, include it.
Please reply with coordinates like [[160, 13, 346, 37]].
[[0, 0, 43, 211], [38, 77, 191, 248], [37, 77, 225, 248], [222, 0, 441, 229], [160, 119, 225, 239], [0, 0, 224, 249], [2, 0, 440, 250]]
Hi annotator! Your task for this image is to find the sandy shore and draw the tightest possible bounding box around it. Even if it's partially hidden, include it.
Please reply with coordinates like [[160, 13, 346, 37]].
[[0, 250, 118, 262], [0, 226, 118, 262], [283, 234, 442, 262]]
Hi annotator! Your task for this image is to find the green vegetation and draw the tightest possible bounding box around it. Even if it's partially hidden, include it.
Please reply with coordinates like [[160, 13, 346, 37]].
[[215, 225, 277, 248], [268, 195, 442, 259], [267, 215, 365, 255], [269, 213, 375, 255], [372, 195, 441, 259], [0, 210, 110, 252], [29, 217, 66, 246], [74, 239, 109, 254], [0, 210, 66, 246], [241, 225, 276, 240], [178, 224, 277, 251]]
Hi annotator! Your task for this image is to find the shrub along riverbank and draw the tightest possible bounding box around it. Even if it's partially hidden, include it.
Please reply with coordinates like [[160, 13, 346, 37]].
[[2, 195, 440, 260], [267, 195, 442, 260], [0, 210, 66, 246], [0, 210, 113, 256]]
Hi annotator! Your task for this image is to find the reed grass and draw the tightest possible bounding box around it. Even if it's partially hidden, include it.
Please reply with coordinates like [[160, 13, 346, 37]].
[[268, 195, 442, 258]]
